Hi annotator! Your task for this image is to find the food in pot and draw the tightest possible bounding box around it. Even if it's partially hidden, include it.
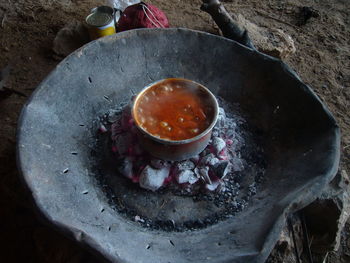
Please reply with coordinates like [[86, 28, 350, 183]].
[[133, 79, 215, 141]]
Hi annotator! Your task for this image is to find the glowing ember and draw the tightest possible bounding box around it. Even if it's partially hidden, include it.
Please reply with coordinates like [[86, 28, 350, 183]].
[[105, 104, 245, 192]]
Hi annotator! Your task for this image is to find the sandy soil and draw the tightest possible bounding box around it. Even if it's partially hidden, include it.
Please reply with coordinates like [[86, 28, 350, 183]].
[[0, 0, 349, 262]]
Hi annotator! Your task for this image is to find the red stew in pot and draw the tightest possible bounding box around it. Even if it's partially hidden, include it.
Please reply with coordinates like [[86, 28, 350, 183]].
[[133, 79, 215, 141]]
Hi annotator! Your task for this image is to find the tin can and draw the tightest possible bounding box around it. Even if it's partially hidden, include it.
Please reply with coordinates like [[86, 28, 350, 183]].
[[86, 6, 119, 40]]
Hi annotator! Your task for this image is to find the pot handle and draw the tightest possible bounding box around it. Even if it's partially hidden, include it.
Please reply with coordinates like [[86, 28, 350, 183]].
[[201, 0, 256, 50]]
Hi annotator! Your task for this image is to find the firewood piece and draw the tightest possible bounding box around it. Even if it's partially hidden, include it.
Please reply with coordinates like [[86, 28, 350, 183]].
[[201, 0, 255, 49]]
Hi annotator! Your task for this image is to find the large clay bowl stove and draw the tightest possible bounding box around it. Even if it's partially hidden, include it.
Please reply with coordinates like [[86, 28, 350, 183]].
[[17, 29, 340, 263]]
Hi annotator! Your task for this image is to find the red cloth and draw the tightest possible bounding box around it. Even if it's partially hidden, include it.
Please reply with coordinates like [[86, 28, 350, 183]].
[[118, 2, 169, 31]]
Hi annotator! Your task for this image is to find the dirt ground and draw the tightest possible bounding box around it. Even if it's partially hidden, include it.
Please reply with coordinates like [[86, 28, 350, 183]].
[[0, 0, 349, 262]]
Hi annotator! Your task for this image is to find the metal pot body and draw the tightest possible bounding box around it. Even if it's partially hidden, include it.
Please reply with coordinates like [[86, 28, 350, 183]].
[[137, 128, 212, 161], [132, 78, 219, 161]]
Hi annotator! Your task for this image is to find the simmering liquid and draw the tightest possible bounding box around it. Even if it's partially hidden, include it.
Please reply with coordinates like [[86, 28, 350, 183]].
[[134, 79, 215, 141]]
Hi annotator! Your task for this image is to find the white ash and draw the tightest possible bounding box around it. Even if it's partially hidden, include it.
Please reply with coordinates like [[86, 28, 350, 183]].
[[199, 153, 220, 166], [99, 124, 108, 133], [139, 165, 170, 192], [134, 215, 145, 223], [216, 107, 226, 128], [118, 157, 133, 179], [176, 170, 198, 184], [176, 160, 195, 171], [212, 137, 226, 155], [206, 181, 221, 191]]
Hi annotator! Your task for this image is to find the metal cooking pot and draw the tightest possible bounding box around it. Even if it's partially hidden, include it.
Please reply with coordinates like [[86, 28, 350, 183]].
[[132, 78, 219, 161]]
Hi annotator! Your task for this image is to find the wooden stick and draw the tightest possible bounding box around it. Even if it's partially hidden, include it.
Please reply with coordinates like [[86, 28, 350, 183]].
[[201, 0, 255, 49]]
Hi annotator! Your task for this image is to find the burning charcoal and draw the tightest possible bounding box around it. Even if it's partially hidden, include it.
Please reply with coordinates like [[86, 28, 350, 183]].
[[133, 143, 144, 156], [121, 105, 133, 130], [139, 165, 170, 191], [206, 181, 221, 191], [99, 123, 108, 133], [111, 122, 123, 140], [190, 155, 200, 164], [150, 158, 168, 169], [231, 157, 244, 172], [112, 145, 118, 153], [216, 107, 226, 128], [176, 170, 198, 184], [195, 166, 212, 184], [219, 107, 226, 118], [218, 149, 229, 161], [212, 137, 226, 155], [200, 153, 220, 166], [223, 118, 237, 139], [212, 130, 219, 137], [118, 157, 133, 178], [176, 160, 195, 171], [188, 174, 199, 184], [194, 167, 200, 177], [107, 109, 120, 123], [115, 133, 132, 156], [212, 161, 230, 179], [226, 139, 233, 146], [200, 148, 211, 157]]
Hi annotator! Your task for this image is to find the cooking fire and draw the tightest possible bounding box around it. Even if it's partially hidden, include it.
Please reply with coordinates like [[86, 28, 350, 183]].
[[95, 79, 266, 231], [110, 104, 238, 191]]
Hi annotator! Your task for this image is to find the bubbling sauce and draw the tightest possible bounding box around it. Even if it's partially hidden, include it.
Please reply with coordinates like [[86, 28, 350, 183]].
[[134, 79, 216, 141]]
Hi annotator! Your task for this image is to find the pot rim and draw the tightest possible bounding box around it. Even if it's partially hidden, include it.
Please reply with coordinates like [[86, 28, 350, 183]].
[[131, 78, 219, 145]]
